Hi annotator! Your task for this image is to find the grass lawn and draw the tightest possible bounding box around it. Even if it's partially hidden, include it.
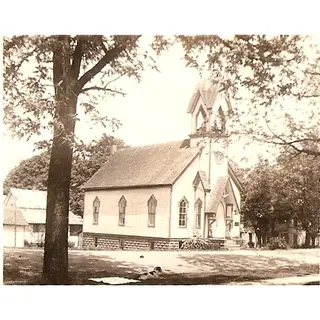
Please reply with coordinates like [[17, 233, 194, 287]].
[[3, 248, 319, 285]]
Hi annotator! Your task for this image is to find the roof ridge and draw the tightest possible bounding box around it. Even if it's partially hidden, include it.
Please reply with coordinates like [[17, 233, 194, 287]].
[[123, 139, 187, 150]]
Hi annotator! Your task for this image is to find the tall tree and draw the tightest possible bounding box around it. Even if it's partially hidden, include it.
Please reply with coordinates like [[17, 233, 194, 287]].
[[4, 35, 317, 283], [241, 158, 276, 247], [275, 151, 320, 246], [3, 35, 166, 284]]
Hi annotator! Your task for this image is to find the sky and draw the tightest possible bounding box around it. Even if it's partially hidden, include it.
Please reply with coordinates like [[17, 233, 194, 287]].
[[2, 36, 319, 177], [3, 43, 200, 175]]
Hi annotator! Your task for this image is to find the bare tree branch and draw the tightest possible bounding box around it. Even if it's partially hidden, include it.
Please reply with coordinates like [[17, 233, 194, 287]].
[[81, 86, 126, 96], [258, 118, 320, 157], [77, 36, 141, 91]]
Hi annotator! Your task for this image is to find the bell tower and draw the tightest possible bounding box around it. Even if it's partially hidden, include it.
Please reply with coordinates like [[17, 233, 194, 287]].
[[187, 79, 233, 182]]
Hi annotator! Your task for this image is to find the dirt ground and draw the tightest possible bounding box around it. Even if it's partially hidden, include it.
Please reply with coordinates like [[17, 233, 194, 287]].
[[3, 248, 320, 285]]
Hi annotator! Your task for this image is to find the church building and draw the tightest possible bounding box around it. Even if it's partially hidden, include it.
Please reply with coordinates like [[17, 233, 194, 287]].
[[82, 80, 243, 250]]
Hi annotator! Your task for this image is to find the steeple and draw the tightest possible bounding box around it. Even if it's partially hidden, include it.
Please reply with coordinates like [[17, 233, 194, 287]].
[[187, 79, 232, 148], [187, 79, 233, 183]]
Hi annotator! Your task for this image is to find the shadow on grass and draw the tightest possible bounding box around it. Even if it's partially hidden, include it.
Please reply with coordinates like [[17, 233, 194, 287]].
[[3, 248, 319, 285], [3, 249, 153, 285], [177, 253, 319, 279]]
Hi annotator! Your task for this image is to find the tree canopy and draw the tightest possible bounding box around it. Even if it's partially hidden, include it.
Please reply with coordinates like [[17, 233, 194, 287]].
[[176, 35, 320, 157], [3, 34, 319, 283], [3, 135, 125, 216], [241, 152, 320, 247]]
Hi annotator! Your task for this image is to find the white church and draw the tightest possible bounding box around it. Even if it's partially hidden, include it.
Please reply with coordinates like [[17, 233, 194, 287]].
[[82, 80, 243, 250]]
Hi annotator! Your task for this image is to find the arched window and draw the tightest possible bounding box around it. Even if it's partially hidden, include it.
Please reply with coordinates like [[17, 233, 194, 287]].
[[93, 196, 100, 225], [147, 195, 157, 227], [178, 197, 188, 227], [195, 198, 202, 229], [118, 196, 127, 226], [215, 106, 226, 133]]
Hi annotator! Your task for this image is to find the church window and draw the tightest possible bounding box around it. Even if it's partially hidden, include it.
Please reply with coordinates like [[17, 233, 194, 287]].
[[147, 195, 157, 227], [93, 197, 100, 225], [195, 198, 202, 229], [214, 106, 226, 133], [118, 196, 127, 226], [179, 197, 188, 227]]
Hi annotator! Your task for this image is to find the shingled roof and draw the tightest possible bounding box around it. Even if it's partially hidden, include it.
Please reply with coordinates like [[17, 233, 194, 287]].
[[8, 188, 83, 225], [83, 140, 199, 190]]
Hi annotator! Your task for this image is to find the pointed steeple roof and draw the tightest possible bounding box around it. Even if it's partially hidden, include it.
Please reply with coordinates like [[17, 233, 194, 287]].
[[187, 79, 221, 114]]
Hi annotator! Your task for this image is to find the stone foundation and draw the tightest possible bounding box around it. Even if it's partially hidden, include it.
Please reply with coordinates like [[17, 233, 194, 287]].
[[82, 233, 181, 251]]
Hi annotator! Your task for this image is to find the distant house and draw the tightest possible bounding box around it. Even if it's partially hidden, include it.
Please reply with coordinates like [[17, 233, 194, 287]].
[[3, 188, 83, 248], [81, 80, 244, 251]]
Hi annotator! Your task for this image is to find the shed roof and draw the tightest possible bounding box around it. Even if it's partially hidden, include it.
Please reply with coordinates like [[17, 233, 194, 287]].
[[3, 207, 28, 226], [8, 188, 83, 225], [20, 208, 83, 225], [10, 188, 47, 209]]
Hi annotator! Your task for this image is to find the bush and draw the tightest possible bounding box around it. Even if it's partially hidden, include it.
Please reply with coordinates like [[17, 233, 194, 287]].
[[68, 241, 75, 248], [266, 237, 288, 250], [180, 236, 222, 251], [248, 241, 255, 248], [36, 241, 44, 248], [24, 240, 31, 247]]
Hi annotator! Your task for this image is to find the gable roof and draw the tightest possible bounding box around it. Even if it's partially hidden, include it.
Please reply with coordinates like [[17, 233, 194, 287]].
[[206, 176, 240, 214], [8, 188, 83, 225], [187, 79, 221, 114], [83, 140, 199, 190], [193, 171, 211, 191], [206, 177, 229, 213], [198, 171, 211, 191], [3, 207, 28, 226], [228, 164, 244, 193]]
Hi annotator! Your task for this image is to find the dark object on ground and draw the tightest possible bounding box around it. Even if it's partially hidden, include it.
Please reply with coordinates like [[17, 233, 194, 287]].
[[248, 242, 255, 248], [140, 255, 144, 258], [304, 281, 320, 285], [138, 266, 163, 280]]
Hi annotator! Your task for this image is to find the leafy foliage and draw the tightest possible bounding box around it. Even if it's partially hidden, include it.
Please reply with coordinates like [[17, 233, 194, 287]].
[[4, 134, 124, 216], [241, 150, 320, 247], [176, 35, 320, 156], [3, 35, 169, 283], [266, 237, 289, 250], [180, 236, 222, 251], [3, 35, 319, 282]]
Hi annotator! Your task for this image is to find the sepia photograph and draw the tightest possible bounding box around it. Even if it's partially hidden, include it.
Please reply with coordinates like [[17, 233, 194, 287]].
[[2, 31, 320, 288]]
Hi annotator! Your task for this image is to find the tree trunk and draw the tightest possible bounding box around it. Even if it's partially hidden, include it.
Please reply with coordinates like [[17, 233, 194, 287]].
[[42, 37, 77, 284], [255, 229, 262, 247], [305, 231, 311, 247], [311, 236, 316, 248], [42, 132, 73, 284]]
